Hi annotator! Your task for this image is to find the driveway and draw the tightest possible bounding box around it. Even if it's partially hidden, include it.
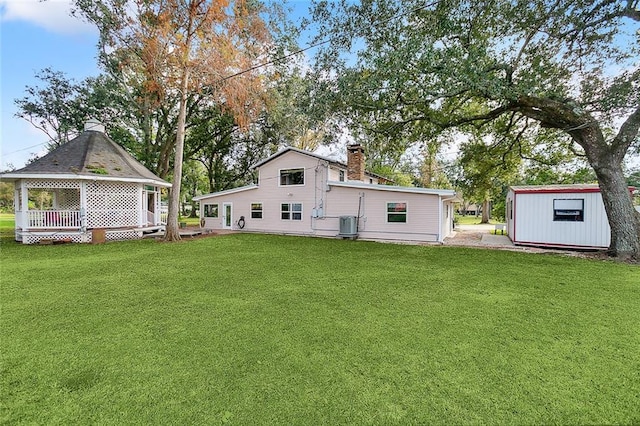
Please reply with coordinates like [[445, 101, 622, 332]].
[[444, 223, 514, 248]]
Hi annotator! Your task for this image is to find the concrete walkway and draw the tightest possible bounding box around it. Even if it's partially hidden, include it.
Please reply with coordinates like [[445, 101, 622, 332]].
[[444, 223, 514, 249], [480, 233, 514, 247]]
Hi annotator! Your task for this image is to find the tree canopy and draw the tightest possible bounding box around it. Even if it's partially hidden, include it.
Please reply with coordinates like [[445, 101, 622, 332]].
[[310, 0, 640, 259]]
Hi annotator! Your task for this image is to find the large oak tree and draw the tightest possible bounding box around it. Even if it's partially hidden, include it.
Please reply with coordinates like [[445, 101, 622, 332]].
[[312, 0, 640, 259]]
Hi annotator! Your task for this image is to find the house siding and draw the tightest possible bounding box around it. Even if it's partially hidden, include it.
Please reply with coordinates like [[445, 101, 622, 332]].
[[200, 151, 324, 234], [317, 185, 442, 241], [196, 149, 455, 242], [508, 189, 610, 248]]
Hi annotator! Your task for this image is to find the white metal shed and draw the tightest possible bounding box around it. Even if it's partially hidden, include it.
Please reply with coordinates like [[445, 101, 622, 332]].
[[505, 184, 632, 250]]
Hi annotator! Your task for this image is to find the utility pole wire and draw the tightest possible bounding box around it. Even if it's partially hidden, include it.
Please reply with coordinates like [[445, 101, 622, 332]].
[[218, 1, 439, 83]]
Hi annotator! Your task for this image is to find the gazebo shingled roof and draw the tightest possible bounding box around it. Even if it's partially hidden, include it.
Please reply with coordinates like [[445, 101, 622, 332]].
[[5, 129, 168, 186]]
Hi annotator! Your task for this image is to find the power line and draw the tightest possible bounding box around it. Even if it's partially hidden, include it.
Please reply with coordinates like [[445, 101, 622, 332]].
[[2, 141, 48, 157], [218, 1, 439, 83]]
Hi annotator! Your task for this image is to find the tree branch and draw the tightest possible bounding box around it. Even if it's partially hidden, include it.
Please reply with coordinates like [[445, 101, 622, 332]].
[[611, 105, 640, 155], [623, 0, 640, 21]]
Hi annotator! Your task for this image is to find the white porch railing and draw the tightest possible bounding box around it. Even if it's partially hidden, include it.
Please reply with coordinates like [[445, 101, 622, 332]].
[[26, 210, 82, 229], [160, 209, 168, 224]]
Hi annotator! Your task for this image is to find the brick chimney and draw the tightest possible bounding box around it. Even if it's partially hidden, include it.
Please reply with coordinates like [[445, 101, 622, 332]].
[[347, 144, 366, 181]]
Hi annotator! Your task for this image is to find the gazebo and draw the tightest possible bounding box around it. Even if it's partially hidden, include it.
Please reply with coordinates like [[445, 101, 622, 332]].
[[0, 120, 171, 244]]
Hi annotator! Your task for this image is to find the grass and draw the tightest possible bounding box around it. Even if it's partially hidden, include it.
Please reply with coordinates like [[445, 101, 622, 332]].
[[455, 214, 499, 225], [0, 213, 14, 239], [1, 222, 639, 424]]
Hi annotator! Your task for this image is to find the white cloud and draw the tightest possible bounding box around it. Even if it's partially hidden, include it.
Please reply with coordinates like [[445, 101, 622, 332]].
[[0, 0, 96, 35]]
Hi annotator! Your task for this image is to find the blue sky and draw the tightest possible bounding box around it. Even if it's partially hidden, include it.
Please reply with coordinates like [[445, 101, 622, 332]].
[[1, 0, 102, 170], [1, 1, 637, 172], [0, 0, 320, 170]]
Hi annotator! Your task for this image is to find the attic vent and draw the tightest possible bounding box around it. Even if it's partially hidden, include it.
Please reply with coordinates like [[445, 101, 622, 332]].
[[84, 119, 105, 133], [339, 216, 358, 238]]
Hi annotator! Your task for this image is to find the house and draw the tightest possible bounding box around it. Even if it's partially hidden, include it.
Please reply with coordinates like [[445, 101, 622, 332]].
[[193, 145, 459, 243], [0, 120, 171, 244], [505, 184, 634, 250]]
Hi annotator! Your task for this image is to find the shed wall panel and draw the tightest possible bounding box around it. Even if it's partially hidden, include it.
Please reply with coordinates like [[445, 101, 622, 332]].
[[513, 191, 610, 248]]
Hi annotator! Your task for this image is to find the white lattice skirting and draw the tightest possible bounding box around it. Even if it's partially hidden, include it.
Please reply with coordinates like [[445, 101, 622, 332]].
[[18, 229, 146, 244], [21, 231, 90, 244]]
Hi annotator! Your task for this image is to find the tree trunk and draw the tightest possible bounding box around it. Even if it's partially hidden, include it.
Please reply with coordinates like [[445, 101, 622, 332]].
[[164, 69, 190, 242], [481, 199, 490, 224], [571, 119, 640, 260], [515, 96, 640, 260], [591, 162, 640, 260]]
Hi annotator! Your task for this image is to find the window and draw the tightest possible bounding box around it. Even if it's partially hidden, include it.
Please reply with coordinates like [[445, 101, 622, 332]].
[[280, 168, 304, 186], [251, 203, 263, 219], [339, 170, 345, 182], [281, 202, 302, 220], [553, 199, 584, 222], [387, 202, 407, 223], [204, 203, 219, 218]]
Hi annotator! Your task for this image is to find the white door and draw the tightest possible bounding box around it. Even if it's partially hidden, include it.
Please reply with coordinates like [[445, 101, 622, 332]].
[[223, 203, 233, 229]]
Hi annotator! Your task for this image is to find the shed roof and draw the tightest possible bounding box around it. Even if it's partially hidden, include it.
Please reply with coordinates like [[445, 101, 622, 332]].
[[1, 129, 170, 187], [510, 184, 602, 193]]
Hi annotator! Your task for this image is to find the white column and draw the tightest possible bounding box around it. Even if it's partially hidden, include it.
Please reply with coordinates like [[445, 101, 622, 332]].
[[138, 185, 144, 226], [80, 181, 87, 230], [20, 182, 29, 228]]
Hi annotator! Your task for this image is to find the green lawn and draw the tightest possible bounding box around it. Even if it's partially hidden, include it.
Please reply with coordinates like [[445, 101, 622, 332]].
[[1, 229, 639, 424], [455, 214, 497, 225], [0, 213, 14, 239]]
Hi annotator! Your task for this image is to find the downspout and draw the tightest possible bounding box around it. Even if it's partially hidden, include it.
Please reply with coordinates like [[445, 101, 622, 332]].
[[356, 192, 364, 232]]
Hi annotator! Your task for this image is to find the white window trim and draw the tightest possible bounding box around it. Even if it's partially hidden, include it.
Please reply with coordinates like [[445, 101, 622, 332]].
[[204, 203, 219, 218], [278, 168, 305, 187], [281, 202, 303, 221], [553, 198, 585, 222], [386, 201, 408, 223], [251, 202, 263, 220]]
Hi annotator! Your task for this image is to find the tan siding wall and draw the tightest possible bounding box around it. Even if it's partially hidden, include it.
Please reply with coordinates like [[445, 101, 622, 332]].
[[328, 165, 344, 181], [200, 151, 326, 233], [198, 150, 445, 242], [317, 186, 442, 242]]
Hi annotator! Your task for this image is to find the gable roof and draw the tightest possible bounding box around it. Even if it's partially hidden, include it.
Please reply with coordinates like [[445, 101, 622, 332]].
[[1, 130, 171, 187], [251, 146, 392, 183]]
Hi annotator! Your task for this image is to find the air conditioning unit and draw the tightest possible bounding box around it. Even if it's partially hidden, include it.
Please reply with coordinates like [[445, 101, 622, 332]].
[[339, 216, 358, 237]]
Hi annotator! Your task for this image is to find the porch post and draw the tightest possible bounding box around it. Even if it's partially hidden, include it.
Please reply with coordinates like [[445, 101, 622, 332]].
[[80, 181, 87, 231], [20, 182, 28, 228], [154, 188, 160, 225], [138, 185, 144, 227]]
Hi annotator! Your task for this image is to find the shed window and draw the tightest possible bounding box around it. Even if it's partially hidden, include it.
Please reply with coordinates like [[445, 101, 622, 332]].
[[251, 203, 263, 219], [281, 202, 302, 220], [280, 168, 304, 186], [387, 202, 407, 223], [204, 204, 219, 218], [553, 199, 584, 222]]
